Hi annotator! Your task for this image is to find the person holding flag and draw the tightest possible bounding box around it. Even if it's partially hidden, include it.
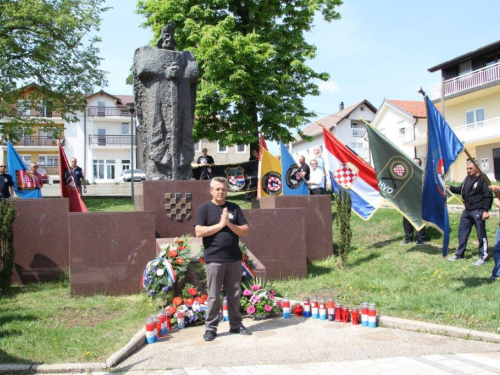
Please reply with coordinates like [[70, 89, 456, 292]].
[[446, 160, 492, 266]]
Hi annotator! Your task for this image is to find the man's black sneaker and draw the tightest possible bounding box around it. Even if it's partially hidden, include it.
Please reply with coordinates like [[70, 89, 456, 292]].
[[400, 238, 412, 245], [203, 330, 217, 341], [416, 239, 424, 246], [229, 326, 252, 335]]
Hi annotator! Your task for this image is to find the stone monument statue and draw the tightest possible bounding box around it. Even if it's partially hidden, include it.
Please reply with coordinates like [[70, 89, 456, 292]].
[[133, 22, 198, 180]]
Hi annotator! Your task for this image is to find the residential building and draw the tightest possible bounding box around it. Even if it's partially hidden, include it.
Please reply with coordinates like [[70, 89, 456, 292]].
[[193, 139, 251, 165], [428, 39, 500, 182], [64, 90, 135, 183], [0, 84, 64, 181], [370, 99, 428, 164], [292, 100, 377, 168]]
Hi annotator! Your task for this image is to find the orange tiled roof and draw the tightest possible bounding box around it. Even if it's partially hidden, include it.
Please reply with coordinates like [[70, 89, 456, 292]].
[[385, 100, 427, 118], [115, 95, 134, 105]]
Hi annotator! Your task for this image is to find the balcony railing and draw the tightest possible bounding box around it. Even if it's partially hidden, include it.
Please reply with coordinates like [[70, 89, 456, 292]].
[[401, 116, 500, 145], [453, 116, 500, 144], [6, 107, 61, 118], [15, 136, 64, 147], [430, 62, 500, 100], [89, 135, 135, 146], [39, 166, 59, 175], [87, 106, 130, 117], [351, 128, 366, 137], [400, 126, 428, 144]]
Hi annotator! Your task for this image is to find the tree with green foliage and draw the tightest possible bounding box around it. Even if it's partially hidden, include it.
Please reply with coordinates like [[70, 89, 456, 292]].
[[335, 189, 351, 269], [136, 0, 342, 147], [0, 0, 108, 141], [0, 200, 16, 294]]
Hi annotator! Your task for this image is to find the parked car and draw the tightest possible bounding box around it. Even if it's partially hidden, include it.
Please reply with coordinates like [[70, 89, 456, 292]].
[[122, 169, 146, 182], [37, 167, 49, 183]]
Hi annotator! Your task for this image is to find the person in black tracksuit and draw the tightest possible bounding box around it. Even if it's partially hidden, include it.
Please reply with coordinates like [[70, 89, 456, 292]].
[[447, 160, 493, 265]]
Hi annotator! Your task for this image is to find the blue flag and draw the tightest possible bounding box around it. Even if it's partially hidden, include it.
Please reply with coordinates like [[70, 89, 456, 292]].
[[280, 141, 309, 196], [422, 96, 463, 256], [7, 141, 43, 199]]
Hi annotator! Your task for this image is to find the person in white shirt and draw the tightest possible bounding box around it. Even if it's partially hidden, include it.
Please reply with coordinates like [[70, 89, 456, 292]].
[[307, 160, 325, 195]]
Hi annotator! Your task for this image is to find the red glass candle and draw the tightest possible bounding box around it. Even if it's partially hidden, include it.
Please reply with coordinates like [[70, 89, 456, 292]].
[[335, 303, 342, 322], [351, 308, 359, 325], [342, 306, 350, 323], [294, 302, 303, 317]]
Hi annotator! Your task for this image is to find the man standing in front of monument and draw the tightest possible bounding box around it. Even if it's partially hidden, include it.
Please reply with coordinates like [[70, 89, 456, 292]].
[[195, 177, 251, 341], [447, 160, 492, 266]]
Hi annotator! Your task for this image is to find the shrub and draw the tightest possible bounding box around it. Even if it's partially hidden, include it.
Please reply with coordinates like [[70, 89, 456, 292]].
[[0, 200, 16, 294]]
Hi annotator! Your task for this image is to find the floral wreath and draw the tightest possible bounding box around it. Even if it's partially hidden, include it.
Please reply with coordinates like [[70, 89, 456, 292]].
[[142, 234, 192, 303]]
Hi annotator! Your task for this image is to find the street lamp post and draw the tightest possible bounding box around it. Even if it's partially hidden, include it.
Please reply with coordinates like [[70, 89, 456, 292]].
[[127, 103, 135, 201]]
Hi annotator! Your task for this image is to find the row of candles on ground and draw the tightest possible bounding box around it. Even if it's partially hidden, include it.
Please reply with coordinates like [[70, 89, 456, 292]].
[[282, 297, 377, 328], [145, 309, 179, 344]]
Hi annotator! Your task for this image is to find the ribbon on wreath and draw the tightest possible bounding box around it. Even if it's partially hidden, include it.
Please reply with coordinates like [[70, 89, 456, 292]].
[[242, 261, 255, 279], [143, 256, 178, 285]]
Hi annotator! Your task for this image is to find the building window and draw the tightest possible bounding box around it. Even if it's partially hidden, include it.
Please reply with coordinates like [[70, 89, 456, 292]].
[[236, 144, 246, 153], [350, 142, 363, 154], [194, 141, 201, 153], [122, 159, 130, 171], [485, 54, 499, 67], [217, 142, 228, 153], [481, 158, 489, 170], [22, 155, 31, 165], [458, 60, 472, 76], [465, 108, 485, 129], [121, 123, 130, 135], [38, 155, 58, 166], [93, 159, 115, 179]]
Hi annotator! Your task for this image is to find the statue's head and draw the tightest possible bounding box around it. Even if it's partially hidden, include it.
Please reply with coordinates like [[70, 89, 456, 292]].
[[156, 22, 176, 50]]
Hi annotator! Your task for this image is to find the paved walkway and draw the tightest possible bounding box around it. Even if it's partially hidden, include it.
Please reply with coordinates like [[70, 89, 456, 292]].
[[38, 352, 500, 374], [111, 317, 500, 374]]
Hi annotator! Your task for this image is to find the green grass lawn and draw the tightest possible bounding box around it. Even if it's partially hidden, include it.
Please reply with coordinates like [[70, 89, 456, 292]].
[[273, 206, 500, 334], [2, 195, 499, 364], [0, 279, 157, 364]]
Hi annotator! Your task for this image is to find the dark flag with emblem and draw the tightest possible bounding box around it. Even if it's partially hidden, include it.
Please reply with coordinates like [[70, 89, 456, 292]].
[[192, 160, 258, 192], [280, 141, 309, 196], [365, 124, 424, 230]]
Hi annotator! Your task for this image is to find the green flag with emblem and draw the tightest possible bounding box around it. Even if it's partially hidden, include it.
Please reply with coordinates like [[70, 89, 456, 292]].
[[365, 124, 424, 230]]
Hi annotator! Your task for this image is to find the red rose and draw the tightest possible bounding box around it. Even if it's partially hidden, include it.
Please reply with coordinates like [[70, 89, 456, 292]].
[[166, 305, 176, 315], [175, 258, 185, 265], [173, 297, 183, 306], [195, 297, 204, 303], [168, 250, 178, 258], [184, 298, 194, 306], [199, 257, 205, 264], [201, 294, 208, 301], [178, 246, 186, 251], [242, 254, 247, 262], [188, 287, 198, 296]]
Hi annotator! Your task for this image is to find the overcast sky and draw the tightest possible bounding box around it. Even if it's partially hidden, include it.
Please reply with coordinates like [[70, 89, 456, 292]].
[[98, 0, 500, 152]]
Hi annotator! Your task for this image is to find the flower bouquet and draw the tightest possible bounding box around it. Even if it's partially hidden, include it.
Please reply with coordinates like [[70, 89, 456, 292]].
[[165, 283, 208, 327], [240, 281, 280, 319], [159, 234, 192, 280]]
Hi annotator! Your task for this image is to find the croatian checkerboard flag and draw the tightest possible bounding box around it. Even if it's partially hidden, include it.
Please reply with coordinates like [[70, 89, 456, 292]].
[[323, 128, 382, 220]]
